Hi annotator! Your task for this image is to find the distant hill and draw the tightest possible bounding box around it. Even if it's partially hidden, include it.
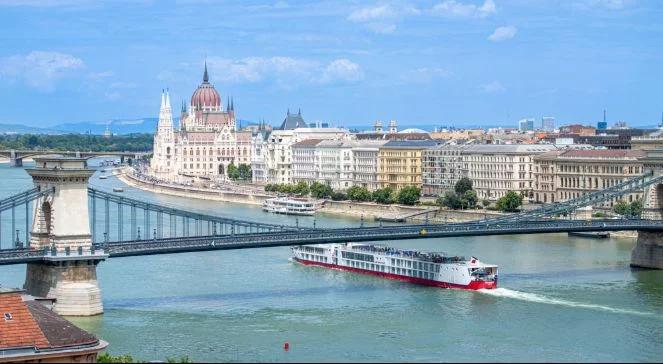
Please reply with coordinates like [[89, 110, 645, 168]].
[[0, 123, 64, 135], [53, 118, 162, 135]]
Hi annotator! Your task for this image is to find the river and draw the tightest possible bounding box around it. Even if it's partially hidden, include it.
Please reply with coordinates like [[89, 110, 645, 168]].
[[0, 162, 661, 362]]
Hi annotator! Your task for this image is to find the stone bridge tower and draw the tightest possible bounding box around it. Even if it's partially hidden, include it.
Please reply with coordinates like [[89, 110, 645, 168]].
[[23, 156, 106, 316], [631, 149, 663, 269]]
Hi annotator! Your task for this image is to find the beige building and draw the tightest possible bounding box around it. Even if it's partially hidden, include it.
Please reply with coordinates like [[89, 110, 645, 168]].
[[462, 144, 558, 200], [533, 149, 646, 207], [378, 140, 438, 190]]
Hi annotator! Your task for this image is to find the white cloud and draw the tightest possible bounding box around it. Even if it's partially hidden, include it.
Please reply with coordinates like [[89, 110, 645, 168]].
[[0, 51, 84, 91], [348, 3, 420, 34], [480, 81, 505, 93], [205, 57, 363, 86], [488, 25, 517, 41], [431, 0, 496, 18], [402, 67, 452, 84], [320, 59, 364, 83]]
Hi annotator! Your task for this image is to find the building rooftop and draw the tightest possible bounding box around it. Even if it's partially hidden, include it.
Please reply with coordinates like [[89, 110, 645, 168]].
[[278, 109, 307, 130], [461, 144, 558, 154], [382, 140, 439, 149], [0, 290, 105, 355], [292, 139, 324, 147]]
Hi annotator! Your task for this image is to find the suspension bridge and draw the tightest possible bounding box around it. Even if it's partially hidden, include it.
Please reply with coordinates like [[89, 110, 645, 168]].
[[0, 155, 662, 316]]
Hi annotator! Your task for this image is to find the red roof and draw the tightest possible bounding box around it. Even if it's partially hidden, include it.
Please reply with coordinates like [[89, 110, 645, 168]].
[[0, 293, 50, 349]]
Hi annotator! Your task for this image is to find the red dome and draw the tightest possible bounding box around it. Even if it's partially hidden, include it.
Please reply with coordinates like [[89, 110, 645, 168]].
[[191, 83, 221, 109]]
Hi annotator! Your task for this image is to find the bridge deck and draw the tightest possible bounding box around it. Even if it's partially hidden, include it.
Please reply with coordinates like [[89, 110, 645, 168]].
[[1, 219, 661, 265]]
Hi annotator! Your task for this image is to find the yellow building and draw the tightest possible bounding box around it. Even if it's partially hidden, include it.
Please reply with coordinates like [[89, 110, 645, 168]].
[[377, 140, 438, 190]]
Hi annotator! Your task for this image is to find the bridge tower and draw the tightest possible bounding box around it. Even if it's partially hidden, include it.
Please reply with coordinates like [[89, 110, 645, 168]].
[[9, 150, 23, 167], [631, 149, 663, 269], [23, 156, 106, 316]]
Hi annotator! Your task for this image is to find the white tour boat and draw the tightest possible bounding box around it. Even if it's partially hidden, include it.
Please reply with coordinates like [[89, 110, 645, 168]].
[[262, 197, 317, 216], [292, 243, 498, 290]]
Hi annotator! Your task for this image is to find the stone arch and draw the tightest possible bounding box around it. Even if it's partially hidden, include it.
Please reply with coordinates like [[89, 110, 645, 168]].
[[166, 146, 171, 155], [41, 201, 53, 236]]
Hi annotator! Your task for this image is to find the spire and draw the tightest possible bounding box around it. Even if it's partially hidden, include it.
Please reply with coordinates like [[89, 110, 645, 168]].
[[181, 99, 186, 113], [165, 88, 171, 109], [203, 60, 209, 83], [160, 89, 165, 109], [287, 108, 290, 116], [226, 96, 230, 111], [231, 97, 234, 111], [603, 109, 606, 123], [298, 108, 301, 115]]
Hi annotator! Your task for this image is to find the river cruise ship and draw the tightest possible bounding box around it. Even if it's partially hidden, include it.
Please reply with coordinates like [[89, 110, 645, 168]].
[[262, 197, 317, 216], [292, 243, 498, 290]]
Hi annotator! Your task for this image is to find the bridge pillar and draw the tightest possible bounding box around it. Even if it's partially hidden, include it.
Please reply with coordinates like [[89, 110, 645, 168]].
[[631, 231, 663, 269], [9, 150, 22, 167], [23, 156, 105, 316]]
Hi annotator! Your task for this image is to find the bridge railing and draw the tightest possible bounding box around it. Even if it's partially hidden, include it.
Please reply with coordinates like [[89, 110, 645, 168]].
[[0, 187, 54, 251], [484, 171, 663, 223], [88, 187, 300, 244]]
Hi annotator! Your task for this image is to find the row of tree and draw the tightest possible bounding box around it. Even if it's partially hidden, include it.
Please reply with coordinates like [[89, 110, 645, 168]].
[[264, 182, 422, 205], [0, 133, 153, 152], [226, 163, 252, 181], [613, 199, 643, 218], [437, 177, 523, 212]]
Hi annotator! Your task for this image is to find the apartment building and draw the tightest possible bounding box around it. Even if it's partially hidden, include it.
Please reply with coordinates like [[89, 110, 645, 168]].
[[422, 144, 468, 196], [533, 149, 646, 207], [378, 140, 439, 190], [462, 144, 558, 200]]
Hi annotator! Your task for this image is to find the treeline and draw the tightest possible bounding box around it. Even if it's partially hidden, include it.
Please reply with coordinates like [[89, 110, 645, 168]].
[[438, 177, 523, 212], [0, 133, 153, 152], [227, 163, 252, 181], [265, 182, 422, 206]]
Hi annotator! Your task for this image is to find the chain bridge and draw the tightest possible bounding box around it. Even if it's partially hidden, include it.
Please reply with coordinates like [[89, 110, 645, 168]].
[[1, 155, 662, 316], [0, 149, 147, 167]]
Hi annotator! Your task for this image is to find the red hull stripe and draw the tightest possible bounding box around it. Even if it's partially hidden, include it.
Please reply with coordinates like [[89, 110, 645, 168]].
[[294, 258, 496, 290]]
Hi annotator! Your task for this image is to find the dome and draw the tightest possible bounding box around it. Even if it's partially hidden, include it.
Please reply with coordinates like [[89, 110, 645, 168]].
[[191, 63, 221, 109], [191, 83, 221, 109], [398, 128, 428, 134]]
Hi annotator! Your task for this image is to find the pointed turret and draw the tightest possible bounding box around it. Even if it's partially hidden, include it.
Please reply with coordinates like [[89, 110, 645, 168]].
[[203, 61, 209, 83], [160, 89, 165, 109], [231, 97, 234, 111], [157, 89, 173, 131], [165, 88, 171, 109]]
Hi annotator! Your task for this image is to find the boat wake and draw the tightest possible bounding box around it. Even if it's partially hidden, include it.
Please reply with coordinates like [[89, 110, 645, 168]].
[[478, 288, 659, 318]]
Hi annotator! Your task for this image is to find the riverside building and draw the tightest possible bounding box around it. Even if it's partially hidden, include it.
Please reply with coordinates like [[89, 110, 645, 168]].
[[150, 64, 252, 182], [377, 140, 439, 191], [461, 144, 558, 201], [252, 110, 349, 185], [291, 139, 387, 190], [422, 144, 469, 196], [532, 149, 646, 207]]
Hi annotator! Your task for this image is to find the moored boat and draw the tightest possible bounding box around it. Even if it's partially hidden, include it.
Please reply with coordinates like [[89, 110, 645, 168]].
[[292, 243, 498, 290], [262, 197, 317, 216]]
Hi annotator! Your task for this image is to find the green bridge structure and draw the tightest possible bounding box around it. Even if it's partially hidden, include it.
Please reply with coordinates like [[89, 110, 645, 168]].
[[0, 153, 662, 316]]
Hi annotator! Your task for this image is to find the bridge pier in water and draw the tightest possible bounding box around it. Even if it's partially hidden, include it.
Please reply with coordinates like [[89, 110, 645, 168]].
[[632, 151, 663, 269], [24, 156, 106, 316], [9, 150, 22, 167]]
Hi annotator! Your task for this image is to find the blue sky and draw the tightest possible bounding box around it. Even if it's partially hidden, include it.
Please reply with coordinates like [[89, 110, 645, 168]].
[[0, 0, 661, 129]]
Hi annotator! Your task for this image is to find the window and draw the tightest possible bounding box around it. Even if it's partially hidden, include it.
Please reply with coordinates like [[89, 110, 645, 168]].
[[4, 313, 12, 321]]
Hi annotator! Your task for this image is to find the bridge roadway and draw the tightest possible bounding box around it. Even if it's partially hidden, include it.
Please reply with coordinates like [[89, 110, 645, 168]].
[[1, 219, 661, 265]]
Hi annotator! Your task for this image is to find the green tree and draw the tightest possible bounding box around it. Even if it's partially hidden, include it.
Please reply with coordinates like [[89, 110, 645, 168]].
[[496, 191, 523, 212], [347, 186, 372, 202], [629, 199, 643, 218], [482, 199, 491, 208], [438, 191, 461, 209], [227, 163, 240, 180], [461, 189, 478, 209], [310, 182, 333, 199], [454, 177, 473, 195], [293, 181, 310, 196], [372, 187, 394, 204], [397, 186, 421, 206], [613, 200, 630, 217], [237, 164, 252, 180], [331, 191, 347, 201]]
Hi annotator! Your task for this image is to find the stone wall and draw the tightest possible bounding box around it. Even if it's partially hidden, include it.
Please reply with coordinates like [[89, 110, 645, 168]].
[[631, 231, 663, 269]]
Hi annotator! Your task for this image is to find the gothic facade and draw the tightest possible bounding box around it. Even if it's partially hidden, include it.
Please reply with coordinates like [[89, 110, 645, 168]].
[[150, 64, 252, 181]]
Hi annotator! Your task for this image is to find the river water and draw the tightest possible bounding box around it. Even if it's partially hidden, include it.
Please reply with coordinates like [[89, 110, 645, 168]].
[[1, 162, 662, 362]]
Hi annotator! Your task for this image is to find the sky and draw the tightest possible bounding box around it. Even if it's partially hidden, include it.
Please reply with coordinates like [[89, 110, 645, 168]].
[[0, 0, 661, 129]]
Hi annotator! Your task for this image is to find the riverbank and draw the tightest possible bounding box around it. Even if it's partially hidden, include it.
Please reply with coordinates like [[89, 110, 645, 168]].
[[116, 169, 500, 222]]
